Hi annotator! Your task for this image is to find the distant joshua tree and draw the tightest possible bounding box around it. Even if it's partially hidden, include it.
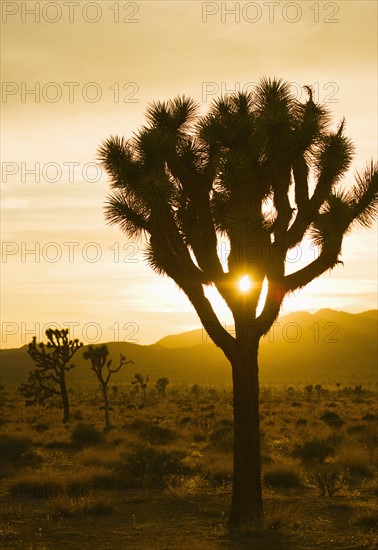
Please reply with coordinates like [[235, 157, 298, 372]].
[[19, 329, 83, 423], [305, 384, 314, 399], [353, 384, 364, 399], [190, 384, 201, 399], [99, 77, 378, 529], [286, 386, 295, 398], [315, 384, 322, 398], [83, 344, 134, 428], [156, 377, 169, 398], [132, 373, 149, 400]]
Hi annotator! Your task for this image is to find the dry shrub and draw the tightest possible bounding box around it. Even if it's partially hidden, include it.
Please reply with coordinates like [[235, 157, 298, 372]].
[[308, 464, 347, 497], [142, 424, 177, 445], [0, 435, 32, 463], [64, 466, 120, 496], [362, 477, 378, 496], [263, 461, 302, 489], [117, 446, 189, 488], [265, 503, 301, 530], [7, 467, 118, 500], [77, 447, 122, 468], [337, 446, 373, 477], [209, 421, 234, 451], [351, 507, 378, 530], [165, 474, 209, 497], [71, 424, 105, 447], [362, 413, 377, 422], [320, 411, 344, 428], [201, 450, 233, 486], [292, 438, 334, 464], [52, 493, 114, 518], [7, 473, 63, 499]]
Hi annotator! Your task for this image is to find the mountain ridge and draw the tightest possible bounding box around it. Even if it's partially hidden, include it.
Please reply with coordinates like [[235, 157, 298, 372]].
[[1, 310, 377, 386]]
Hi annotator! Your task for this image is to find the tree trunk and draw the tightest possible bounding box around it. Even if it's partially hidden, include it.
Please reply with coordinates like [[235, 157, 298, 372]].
[[60, 376, 70, 423], [229, 340, 263, 529], [102, 384, 110, 428]]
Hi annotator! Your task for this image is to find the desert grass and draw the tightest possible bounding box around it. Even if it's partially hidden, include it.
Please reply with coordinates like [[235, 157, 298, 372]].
[[0, 384, 377, 549], [350, 505, 378, 530], [200, 449, 233, 487], [336, 445, 374, 477], [51, 491, 115, 518], [263, 460, 302, 489], [76, 446, 123, 468]]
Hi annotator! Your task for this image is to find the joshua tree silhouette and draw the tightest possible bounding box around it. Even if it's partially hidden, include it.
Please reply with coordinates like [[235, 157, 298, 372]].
[[83, 344, 134, 428], [99, 78, 377, 529], [20, 329, 83, 423]]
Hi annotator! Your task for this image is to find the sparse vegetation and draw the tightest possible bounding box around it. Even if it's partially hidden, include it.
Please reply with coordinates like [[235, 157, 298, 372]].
[[52, 493, 115, 518], [320, 410, 344, 427], [309, 464, 347, 497], [263, 461, 302, 489], [117, 446, 189, 488], [292, 438, 335, 464], [0, 434, 32, 464], [351, 508, 378, 530], [71, 423, 105, 447], [0, 382, 376, 548]]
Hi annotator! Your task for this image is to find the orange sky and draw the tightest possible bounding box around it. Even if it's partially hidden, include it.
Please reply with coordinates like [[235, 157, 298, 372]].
[[1, 1, 377, 348]]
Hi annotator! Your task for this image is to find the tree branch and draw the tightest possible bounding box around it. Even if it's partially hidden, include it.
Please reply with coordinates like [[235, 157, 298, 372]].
[[284, 233, 343, 292]]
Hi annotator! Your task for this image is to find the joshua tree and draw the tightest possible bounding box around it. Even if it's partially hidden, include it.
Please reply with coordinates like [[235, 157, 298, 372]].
[[83, 345, 134, 428], [19, 329, 83, 423], [131, 373, 149, 400], [190, 384, 202, 399], [305, 384, 314, 399], [353, 384, 364, 399], [156, 377, 169, 397], [99, 78, 378, 529], [315, 384, 323, 398], [286, 386, 295, 398]]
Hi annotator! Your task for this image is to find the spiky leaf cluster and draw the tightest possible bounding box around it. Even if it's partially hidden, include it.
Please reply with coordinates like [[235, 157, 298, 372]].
[[99, 78, 377, 341]]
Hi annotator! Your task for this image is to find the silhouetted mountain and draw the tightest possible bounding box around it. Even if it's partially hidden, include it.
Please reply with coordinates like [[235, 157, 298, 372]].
[[1, 310, 377, 386]]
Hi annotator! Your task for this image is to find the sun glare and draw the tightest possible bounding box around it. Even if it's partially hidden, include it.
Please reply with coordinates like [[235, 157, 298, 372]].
[[238, 275, 252, 293]]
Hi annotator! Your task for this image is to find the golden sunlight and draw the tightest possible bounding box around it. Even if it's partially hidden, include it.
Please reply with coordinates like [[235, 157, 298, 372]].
[[238, 275, 252, 293]]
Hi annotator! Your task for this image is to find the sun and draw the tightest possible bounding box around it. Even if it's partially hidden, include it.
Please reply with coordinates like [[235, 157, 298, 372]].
[[238, 275, 252, 293]]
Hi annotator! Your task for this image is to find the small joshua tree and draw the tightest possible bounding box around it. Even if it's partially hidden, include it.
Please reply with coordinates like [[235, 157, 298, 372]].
[[83, 345, 134, 428], [315, 384, 323, 398], [132, 373, 149, 400], [19, 329, 83, 423], [353, 384, 364, 400], [156, 377, 169, 398], [286, 386, 295, 398], [305, 384, 314, 399]]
